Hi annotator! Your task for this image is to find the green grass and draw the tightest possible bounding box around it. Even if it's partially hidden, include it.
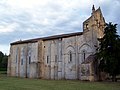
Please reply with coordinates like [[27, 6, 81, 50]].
[[0, 71, 120, 90]]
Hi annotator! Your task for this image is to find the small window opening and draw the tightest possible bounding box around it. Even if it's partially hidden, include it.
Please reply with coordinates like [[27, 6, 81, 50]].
[[29, 56, 31, 64], [47, 56, 49, 64], [55, 55, 57, 62], [70, 52, 72, 62], [21, 59, 23, 65]]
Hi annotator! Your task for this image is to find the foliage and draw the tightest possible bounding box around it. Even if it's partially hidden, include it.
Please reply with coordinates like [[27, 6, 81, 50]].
[[0, 51, 8, 71], [97, 22, 120, 81], [0, 51, 4, 63]]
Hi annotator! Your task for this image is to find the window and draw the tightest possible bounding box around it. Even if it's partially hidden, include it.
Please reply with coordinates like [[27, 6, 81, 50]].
[[82, 50, 86, 62], [55, 55, 57, 62], [29, 56, 31, 64], [16, 48, 18, 63], [16, 55, 17, 63], [69, 51, 72, 62], [21, 59, 23, 65], [47, 56, 49, 64], [86, 24, 89, 29], [83, 51, 85, 62]]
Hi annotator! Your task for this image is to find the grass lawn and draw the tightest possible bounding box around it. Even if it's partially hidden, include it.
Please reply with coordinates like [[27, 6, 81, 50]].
[[0, 71, 120, 90]]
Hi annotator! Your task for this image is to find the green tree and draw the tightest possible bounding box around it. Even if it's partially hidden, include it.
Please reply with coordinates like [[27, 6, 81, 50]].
[[0, 51, 8, 71], [97, 22, 120, 82], [0, 51, 4, 62], [0, 51, 4, 68], [1, 54, 8, 70]]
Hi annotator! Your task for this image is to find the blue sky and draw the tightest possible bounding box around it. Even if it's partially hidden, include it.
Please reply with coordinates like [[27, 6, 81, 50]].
[[0, 0, 120, 54]]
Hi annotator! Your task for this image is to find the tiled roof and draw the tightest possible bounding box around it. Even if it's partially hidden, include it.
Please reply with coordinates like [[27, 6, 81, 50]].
[[11, 32, 83, 45]]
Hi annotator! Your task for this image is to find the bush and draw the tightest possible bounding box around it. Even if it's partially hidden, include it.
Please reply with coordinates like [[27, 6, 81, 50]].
[[0, 68, 7, 71]]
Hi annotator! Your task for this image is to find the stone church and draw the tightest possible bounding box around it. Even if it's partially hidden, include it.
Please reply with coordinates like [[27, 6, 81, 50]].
[[7, 6, 105, 81]]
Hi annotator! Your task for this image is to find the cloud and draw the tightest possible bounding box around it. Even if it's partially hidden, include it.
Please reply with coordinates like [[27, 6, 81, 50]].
[[0, 0, 95, 35], [7, 0, 50, 9], [0, 22, 19, 34], [99, 0, 120, 34], [0, 0, 120, 54]]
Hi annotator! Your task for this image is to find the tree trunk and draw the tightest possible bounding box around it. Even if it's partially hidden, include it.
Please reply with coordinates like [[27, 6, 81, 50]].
[[112, 75, 117, 82]]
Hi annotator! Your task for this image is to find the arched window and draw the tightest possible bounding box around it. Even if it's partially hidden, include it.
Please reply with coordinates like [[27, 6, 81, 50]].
[[69, 51, 72, 62], [82, 50, 86, 62], [66, 46, 75, 63]]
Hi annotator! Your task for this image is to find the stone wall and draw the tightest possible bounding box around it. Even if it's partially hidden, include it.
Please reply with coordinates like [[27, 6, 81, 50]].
[[42, 34, 95, 80], [8, 42, 39, 78]]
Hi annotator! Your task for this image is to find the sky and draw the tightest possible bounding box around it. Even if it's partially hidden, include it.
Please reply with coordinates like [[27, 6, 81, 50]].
[[0, 0, 120, 55]]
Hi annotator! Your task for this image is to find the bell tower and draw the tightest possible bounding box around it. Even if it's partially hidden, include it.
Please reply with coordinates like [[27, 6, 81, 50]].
[[83, 5, 105, 51], [83, 5, 105, 37]]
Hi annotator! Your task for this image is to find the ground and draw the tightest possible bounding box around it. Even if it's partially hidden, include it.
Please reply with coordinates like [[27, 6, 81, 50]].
[[0, 71, 120, 90]]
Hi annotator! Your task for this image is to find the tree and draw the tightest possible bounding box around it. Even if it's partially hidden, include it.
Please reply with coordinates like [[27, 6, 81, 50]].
[[1, 54, 8, 70], [0, 51, 8, 71], [0, 51, 4, 63], [97, 22, 120, 82], [0, 51, 4, 69]]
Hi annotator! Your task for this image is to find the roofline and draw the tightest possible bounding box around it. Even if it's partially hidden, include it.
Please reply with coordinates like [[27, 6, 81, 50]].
[[42, 32, 83, 41], [10, 39, 39, 45], [10, 32, 83, 45], [83, 7, 102, 24]]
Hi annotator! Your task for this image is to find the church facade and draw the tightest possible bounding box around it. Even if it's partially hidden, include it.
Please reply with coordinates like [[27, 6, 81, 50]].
[[7, 6, 105, 81]]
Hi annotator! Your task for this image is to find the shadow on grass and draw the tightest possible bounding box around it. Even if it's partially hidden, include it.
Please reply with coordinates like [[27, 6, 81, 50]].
[[0, 71, 7, 77]]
